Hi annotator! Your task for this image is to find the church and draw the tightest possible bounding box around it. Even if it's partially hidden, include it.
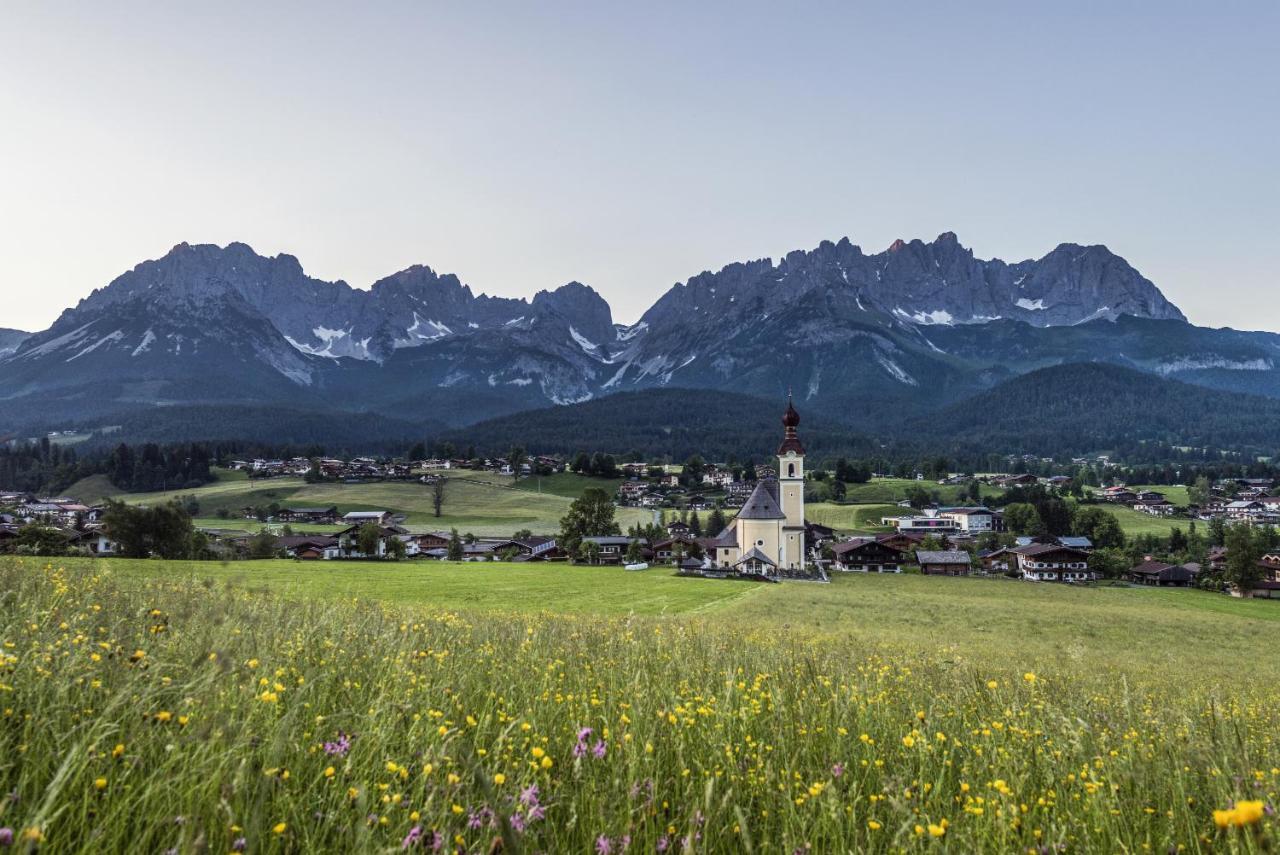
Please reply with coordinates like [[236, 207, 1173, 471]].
[[706, 395, 808, 575]]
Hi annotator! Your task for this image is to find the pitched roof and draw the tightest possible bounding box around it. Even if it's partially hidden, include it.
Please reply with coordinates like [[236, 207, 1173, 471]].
[[735, 481, 786, 520], [915, 550, 970, 565], [735, 547, 777, 567]]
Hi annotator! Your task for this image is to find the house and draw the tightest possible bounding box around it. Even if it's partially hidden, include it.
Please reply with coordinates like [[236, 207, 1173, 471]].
[[980, 547, 1019, 573], [882, 511, 961, 537], [915, 550, 972, 576], [278, 506, 339, 524], [1225, 500, 1268, 521], [876, 531, 926, 554], [278, 535, 340, 559], [993, 474, 1038, 488], [414, 531, 452, 551], [1133, 499, 1176, 517], [1013, 544, 1093, 582], [652, 536, 696, 562], [336, 524, 406, 558], [832, 538, 906, 573], [666, 520, 691, 537], [937, 507, 996, 533], [82, 530, 118, 556], [342, 510, 394, 526], [513, 536, 562, 560], [1230, 562, 1280, 599], [1129, 560, 1196, 587], [581, 536, 636, 564]]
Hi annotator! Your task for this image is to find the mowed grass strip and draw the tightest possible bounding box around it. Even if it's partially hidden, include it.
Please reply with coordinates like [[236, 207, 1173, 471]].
[[102, 558, 752, 615]]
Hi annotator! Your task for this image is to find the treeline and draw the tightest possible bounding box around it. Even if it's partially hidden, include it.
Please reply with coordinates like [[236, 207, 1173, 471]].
[[61, 405, 432, 454], [909, 363, 1280, 461], [438, 388, 879, 462]]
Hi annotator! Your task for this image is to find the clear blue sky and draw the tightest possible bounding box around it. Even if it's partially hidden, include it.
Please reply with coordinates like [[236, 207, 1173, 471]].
[[1, 1, 1276, 332]]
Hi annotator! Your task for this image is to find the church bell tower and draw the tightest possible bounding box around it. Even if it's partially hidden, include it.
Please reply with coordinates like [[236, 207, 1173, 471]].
[[776, 392, 806, 569]]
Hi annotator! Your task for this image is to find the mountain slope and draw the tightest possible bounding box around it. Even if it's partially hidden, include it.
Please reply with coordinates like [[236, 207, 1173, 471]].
[[444, 388, 876, 461], [0, 328, 28, 358], [4, 233, 1277, 440], [910, 362, 1280, 457]]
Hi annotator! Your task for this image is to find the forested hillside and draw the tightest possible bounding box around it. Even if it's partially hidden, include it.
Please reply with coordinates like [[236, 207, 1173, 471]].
[[444, 389, 877, 461], [910, 362, 1280, 458]]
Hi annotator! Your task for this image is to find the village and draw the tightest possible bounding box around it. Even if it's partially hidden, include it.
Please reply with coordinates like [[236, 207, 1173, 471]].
[[3, 397, 1280, 601]]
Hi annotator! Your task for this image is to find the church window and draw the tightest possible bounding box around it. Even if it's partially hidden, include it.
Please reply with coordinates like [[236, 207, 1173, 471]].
[[787, 463, 795, 477]]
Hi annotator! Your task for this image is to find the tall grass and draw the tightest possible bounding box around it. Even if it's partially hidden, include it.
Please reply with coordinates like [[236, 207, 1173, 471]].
[[0, 557, 1275, 852]]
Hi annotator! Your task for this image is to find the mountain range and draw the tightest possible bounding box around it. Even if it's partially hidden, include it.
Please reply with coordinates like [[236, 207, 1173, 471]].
[[3, 233, 1277, 449]]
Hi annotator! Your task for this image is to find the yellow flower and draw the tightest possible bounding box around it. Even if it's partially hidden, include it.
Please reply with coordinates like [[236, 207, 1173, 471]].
[[1023, 672, 1037, 684], [867, 820, 881, 830], [1215, 800, 1265, 828], [154, 710, 172, 723], [111, 743, 125, 759], [493, 773, 506, 785], [347, 787, 360, 800], [272, 822, 287, 834], [94, 777, 108, 790], [986, 680, 998, 689], [452, 804, 464, 815], [531, 746, 545, 759], [324, 766, 335, 778], [902, 735, 915, 748], [177, 715, 190, 727], [247, 658, 259, 668], [928, 823, 946, 837], [540, 756, 554, 769]]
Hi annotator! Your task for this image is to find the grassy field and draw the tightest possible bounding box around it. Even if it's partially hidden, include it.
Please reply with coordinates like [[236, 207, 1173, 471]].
[[104, 558, 754, 615], [841, 478, 996, 505], [1106, 505, 1197, 538], [1129, 484, 1193, 505], [3, 555, 1277, 852], [804, 502, 900, 532], [101, 470, 650, 537]]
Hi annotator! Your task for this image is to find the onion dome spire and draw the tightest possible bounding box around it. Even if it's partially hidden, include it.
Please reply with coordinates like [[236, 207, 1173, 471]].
[[778, 389, 805, 455]]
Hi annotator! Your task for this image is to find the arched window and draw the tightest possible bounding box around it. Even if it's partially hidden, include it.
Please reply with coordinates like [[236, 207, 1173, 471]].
[[787, 463, 795, 478]]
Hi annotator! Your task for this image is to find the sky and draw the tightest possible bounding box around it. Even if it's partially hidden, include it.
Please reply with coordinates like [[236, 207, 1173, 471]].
[[1, 1, 1277, 333]]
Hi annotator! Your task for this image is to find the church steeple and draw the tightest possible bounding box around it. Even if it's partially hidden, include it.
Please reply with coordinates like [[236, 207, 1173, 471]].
[[777, 390, 805, 455]]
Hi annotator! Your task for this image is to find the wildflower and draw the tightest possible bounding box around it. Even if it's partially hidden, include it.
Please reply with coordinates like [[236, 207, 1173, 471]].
[[987, 680, 998, 689], [1214, 800, 1266, 828], [595, 834, 612, 854], [531, 747, 545, 759], [928, 823, 946, 837], [130, 649, 146, 663], [402, 825, 423, 849], [112, 743, 125, 759], [541, 756, 554, 769], [231, 838, 246, 852], [592, 740, 607, 759], [831, 763, 845, 778], [494, 773, 506, 785], [902, 735, 915, 748], [324, 732, 352, 756], [0, 828, 11, 847], [273, 822, 287, 834], [154, 710, 172, 723], [94, 777, 107, 790], [1023, 672, 1037, 684], [510, 813, 526, 833], [520, 783, 540, 806], [324, 766, 335, 778], [867, 820, 881, 830]]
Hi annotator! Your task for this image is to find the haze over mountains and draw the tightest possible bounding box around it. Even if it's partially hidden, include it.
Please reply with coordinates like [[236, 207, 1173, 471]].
[[3, 232, 1278, 450]]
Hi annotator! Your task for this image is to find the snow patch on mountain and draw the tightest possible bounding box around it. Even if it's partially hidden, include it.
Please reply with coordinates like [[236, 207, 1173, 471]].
[[1016, 298, 1047, 311], [67, 330, 124, 362], [131, 329, 157, 357], [569, 325, 598, 352], [1154, 356, 1273, 374]]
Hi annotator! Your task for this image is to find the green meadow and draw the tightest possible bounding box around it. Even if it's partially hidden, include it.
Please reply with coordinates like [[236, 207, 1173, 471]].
[[2, 555, 1278, 852]]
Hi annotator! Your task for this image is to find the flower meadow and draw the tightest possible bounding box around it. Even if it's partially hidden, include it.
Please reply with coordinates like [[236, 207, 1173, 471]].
[[1, 559, 1277, 853]]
